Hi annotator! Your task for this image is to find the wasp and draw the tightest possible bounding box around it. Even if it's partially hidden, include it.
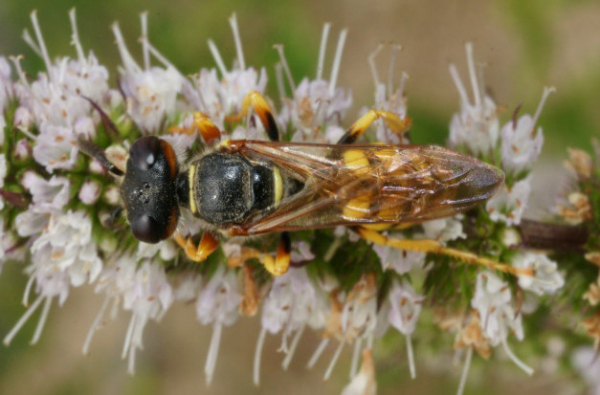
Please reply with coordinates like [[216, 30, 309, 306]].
[[80, 91, 528, 277]]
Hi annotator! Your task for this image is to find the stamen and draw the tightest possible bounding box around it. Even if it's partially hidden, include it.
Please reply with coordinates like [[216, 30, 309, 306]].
[[368, 44, 383, 88], [324, 237, 343, 262], [323, 339, 345, 381], [501, 337, 534, 376], [456, 347, 473, 395], [30, 296, 52, 345], [29, 11, 53, 79], [273, 44, 296, 93], [122, 313, 136, 359], [465, 42, 481, 108], [140, 12, 150, 70], [253, 327, 267, 386], [317, 23, 331, 80], [449, 64, 470, 106], [10, 55, 29, 87], [274, 63, 286, 100], [228, 13, 245, 70], [3, 294, 44, 346], [282, 325, 305, 371], [531, 86, 556, 130], [398, 71, 409, 99], [388, 45, 401, 96], [82, 295, 110, 355], [22, 30, 42, 58], [68, 8, 86, 64], [111, 22, 142, 73], [22, 275, 35, 307], [350, 337, 363, 378], [328, 29, 348, 97], [307, 338, 329, 369], [127, 334, 137, 375], [406, 334, 416, 379], [205, 322, 223, 385], [207, 39, 228, 77]]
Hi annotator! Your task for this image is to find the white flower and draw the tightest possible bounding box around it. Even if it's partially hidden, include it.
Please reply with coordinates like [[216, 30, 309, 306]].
[[421, 217, 466, 243], [512, 252, 564, 295], [500, 87, 554, 175], [448, 43, 499, 156], [388, 280, 424, 336], [32, 123, 79, 172], [112, 20, 183, 134], [341, 349, 377, 395], [572, 347, 600, 395], [373, 243, 425, 275], [196, 266, 242, 384], [0, 154, 6, 210], [486, 177, 531, 226], [78, 180, 101, 205]]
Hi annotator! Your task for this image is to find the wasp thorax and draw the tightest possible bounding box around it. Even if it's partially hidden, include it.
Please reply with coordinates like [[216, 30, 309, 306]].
[[121, 136, 180, 243]]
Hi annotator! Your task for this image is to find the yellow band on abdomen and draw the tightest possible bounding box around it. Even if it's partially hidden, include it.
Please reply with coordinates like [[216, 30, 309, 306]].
[[188, 164, 198, 214], [273, 166, 283, 206]]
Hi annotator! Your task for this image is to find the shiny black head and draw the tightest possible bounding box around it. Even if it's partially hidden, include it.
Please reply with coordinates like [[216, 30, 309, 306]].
[[120, 136, 180, 243]]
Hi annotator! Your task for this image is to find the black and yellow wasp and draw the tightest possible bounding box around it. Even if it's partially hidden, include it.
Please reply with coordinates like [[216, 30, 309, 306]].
[[80, 91, 528, 277]]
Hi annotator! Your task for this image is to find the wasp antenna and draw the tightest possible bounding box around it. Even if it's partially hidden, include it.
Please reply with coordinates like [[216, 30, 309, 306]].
[[81, 96, 120, 137], [77, 136, 124, 177]]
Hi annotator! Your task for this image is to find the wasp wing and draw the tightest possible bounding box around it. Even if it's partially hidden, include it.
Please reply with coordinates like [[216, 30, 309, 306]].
[[226, 141, 504, 235]]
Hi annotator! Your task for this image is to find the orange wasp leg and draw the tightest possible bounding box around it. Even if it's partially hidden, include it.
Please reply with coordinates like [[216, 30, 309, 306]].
[[337, 109, 412, 144], [224, 90, 280, 141], [173, 231, 220, 262], [226, 233, 291, 277], [169, 111, 222, 145], [357, 227, 534, 277]]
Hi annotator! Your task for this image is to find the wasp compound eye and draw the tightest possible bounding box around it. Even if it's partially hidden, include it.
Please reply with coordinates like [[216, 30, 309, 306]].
[[130, 214, 163, 244], [129, 136, 161, 171]]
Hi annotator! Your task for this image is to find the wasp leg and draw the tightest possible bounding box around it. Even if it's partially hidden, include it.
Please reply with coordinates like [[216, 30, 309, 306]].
[[224, 91, 280, 141], [357, 227, 534, 277], [173, 232, 220, 262], [169, 112, 222, 145], [337, 109, 411, 144], [226, 233, 291, 276]]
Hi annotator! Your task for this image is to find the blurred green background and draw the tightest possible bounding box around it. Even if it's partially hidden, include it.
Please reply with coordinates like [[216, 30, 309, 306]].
[[0, 0, 598, 394]]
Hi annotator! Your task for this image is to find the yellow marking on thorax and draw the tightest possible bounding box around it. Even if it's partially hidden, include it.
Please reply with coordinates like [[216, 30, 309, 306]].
[[273, 166, 283, 206], [188, 164, 198, 214], [343, 149, 370, 176]]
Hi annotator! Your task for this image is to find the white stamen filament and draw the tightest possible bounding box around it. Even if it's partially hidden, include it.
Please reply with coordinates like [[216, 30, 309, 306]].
[[388, 45, 401, 96], [307, 337, 329, 369], [324, 237, 343, 262], [368, 44, 383, 88], [465, 43, 481, 108], [10, 55, 30, 88], [30, 296, 52, 345], [406, 334, 416, 379], [449, 64, 470, 107], [207, 39, 228, 77], [328, 29, 347, 97], [531, 86, 556, 129], [111, 23, 142, 73], [140, 12, 150, 71], [501, 337, 534, 376], [128, 335, 137, 375], [324, 339, 345, 381], [350, 337, 363, 378], [274, 63, 286, 100], [68, 8, 86, 65], [456, 347, 473, 395], [82, 295, 111, 355], [4, 294, 44, 346], [228, 13, 245, 70], [22, 275, 36, 307], [22, 30, 42, 58], [205, 322, 223, 385], [399, 71, 409, 99], [273, 44, 296, 93], [282, 325, 305, 370], [122, 313, 136, 359], [253, 327, 267, 386], [316, 23, 331, 80], [29, 11, 53, 80]]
